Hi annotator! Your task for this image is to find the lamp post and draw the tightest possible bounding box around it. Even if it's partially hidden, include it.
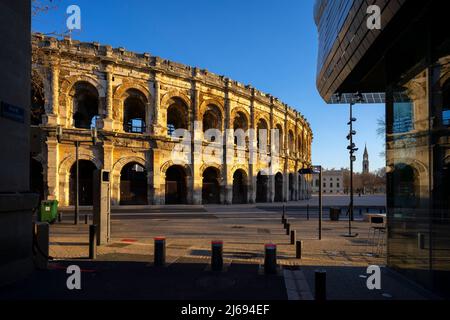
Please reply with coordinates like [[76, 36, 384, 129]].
[[300, 165, 322, 240], [344, 93, 363, 237], [56, 125, 99, 225]]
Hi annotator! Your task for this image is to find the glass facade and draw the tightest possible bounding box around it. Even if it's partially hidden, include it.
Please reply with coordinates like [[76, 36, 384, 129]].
[[386, 60, 450, 296], [314, 0, 354, 73]]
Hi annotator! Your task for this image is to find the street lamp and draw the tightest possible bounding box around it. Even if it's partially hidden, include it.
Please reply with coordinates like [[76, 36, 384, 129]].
[[299, 165, 322, 240], [56, 125, 99, 225], [343, 92, 363, 237]]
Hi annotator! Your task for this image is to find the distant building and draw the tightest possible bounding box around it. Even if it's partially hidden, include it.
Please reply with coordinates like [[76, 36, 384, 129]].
[[362, 144, 369, 174], [312, 169, 345, 194]]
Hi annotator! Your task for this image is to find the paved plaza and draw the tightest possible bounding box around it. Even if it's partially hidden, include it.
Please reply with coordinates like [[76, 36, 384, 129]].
[[0, 196, 438, 300]]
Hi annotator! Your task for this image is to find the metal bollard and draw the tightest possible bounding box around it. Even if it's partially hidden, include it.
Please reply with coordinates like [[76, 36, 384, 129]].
[[290, 230, 296, 245], [306, 204, 310, 220], [89, 224, 97, 259], [296, 240, 303, 259], [284, 218, 289, 229], [264, 244, 277, 274], [286, 223, 291, 235], [315, 270, 327, 301], [85, 214, 89, 224], [282, 204, 286, 216], [211, 240, 223, 271], [359, 208, 362, 216], [58, 212, 62, 223], [154, 237, 166, 266]]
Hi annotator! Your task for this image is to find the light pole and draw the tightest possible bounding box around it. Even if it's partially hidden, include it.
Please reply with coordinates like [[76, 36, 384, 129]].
[[344, 93, 362, 237], [300, 165, 322, 240], [56, 125, 98, 225]]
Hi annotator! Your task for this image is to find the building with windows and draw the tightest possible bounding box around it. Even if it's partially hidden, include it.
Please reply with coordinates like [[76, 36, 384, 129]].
[[315, 0, 449, 296], [30, 34, 313, 207], [312, 169, 345, 194]]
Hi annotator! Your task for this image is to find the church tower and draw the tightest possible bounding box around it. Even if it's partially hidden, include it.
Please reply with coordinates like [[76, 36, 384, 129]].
[[362, 144, 369, 174]]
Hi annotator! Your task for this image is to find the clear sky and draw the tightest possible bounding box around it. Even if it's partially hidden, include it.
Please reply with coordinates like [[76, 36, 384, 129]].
[[32, 0, 386, 172]]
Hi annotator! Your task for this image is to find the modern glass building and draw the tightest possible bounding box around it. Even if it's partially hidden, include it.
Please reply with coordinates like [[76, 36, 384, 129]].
[[315, 0, 449, 297]]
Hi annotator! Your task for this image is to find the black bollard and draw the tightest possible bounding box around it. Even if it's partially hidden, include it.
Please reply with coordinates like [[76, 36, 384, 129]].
[[286, 223, 291, 235], [359, 208, 362, 216], [290, 230, 296, 245], [211, 240, 223, 271], [296, 240, 303, 259], [154, 237, 166, 266], [89, 224, 97, 259], [58, 212, 62, 223], [315, 270, 327, 301], [85, 214, 88, 224], [264, 244, 277, 274], [306, 204, 310, 220], [283, 204, 286, 216]]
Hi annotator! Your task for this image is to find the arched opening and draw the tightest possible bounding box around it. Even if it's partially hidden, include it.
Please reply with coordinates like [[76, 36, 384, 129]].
[[165, 165, 187, 204], [257, 118, 269, 149], [289, 173, 295, 201], [123, 89, 146, 133], [288, 130, 295, 155], [69, 160, 97, 205], [256, 172, 269, 203], [274, 172, 283, 202], [31, 72, 45, 126], [167, 97, 188, 136], [72, 82, 99, 129], [233, 111, 248, 146], [120, 162, 148, 205], [275, 124, 283, 154], [232, 169, 248, 204], [298, 135, 303, 157], [202, 167, 220, 204], [30, 158, 44, 202]]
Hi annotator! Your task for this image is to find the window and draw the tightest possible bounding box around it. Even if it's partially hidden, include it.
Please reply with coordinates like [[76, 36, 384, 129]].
[[330, 183, 333, 188], [323, 182, 326, 187], [337, 183, 340, 188]]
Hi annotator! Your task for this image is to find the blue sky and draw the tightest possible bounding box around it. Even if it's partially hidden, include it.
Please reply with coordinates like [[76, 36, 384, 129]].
[[32, 0, 386, 172]]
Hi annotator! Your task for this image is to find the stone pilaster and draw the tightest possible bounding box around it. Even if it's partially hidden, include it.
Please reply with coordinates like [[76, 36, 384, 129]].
[[103, 66, 114, 130], [45, 63, 59, 125], [46, 137, 59, 201]]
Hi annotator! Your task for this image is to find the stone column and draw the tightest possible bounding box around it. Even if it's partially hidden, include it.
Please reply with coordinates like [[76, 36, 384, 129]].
[[223, 81, 233, 204], [152, 148, 164, 205], [103, 66, 114, 130], [248, 90, 256, 203], [191, 83, 202, 204], [153, 74, 164, 136], [46, 137, 59, 201], [46, 63, 59, 125]]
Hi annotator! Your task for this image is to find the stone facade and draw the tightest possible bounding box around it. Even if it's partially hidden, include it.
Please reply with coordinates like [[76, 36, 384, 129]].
[[312, 169, 345, 194], [30, 34, 313, 206]]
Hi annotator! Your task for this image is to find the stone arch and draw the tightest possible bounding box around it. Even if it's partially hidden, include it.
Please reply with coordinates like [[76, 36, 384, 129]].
[[256, 116, 270, 147], [200, 100, 224, 132], [160, 160, 192, 177], [113, 83, 152, 128], [58, 153, 102, 175], [112, 156, 147, 177], [57, 154, 102, 206], [231, 107, 250, 128], [160, 90, 191, 110], [59, 74, 105, 127]]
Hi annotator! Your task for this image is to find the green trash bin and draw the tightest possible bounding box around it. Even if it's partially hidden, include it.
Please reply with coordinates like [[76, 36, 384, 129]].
[[39, 200, 58, 223]]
